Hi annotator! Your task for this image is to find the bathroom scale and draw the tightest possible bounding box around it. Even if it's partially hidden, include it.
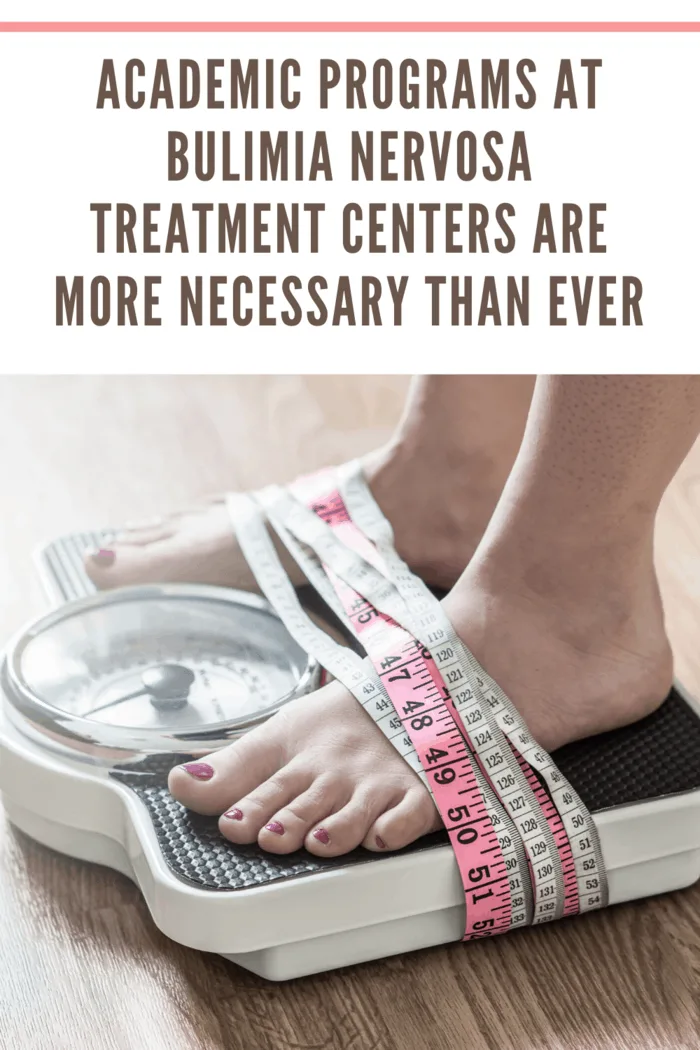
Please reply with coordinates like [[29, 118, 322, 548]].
[[1, 513, 700, 981]]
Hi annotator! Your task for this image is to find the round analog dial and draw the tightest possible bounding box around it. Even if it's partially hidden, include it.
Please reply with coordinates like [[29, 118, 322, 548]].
[[2, 585, 318, 758]]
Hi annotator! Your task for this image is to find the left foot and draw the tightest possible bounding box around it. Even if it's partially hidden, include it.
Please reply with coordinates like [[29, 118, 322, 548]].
[[84, 442, 502, 595]]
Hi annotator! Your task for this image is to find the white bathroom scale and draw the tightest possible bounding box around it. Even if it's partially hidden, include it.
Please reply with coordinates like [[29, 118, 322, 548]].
[[0, 528, 699, 981]]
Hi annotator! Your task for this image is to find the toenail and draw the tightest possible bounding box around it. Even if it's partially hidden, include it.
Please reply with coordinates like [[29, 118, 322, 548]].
[[89, 548, 116, 566], [180, 762, 215, 780], [265, 821, 285, 835], [375, 835, 387, 849], [312, 828, 331, 845], [223, 807, 243, 821]]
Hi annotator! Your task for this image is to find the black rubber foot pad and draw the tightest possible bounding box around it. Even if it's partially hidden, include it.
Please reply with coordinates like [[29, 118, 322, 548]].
[[111, 689, 700, 893]]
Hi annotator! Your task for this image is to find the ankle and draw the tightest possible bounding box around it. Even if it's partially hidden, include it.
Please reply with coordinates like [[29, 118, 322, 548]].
[[462, 536, 671, 667], [472, 506, 656, 601], [447, 550, 673, 750], [362, 441, 503, 587]]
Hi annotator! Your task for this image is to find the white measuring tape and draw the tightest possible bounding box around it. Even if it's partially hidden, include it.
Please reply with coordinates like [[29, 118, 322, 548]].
[[335, 461, 607, 914], [257, 484, 533, 928], [230, 488, 528, 934], [263, 480, 568, 924], [228, 491, 427, 784], [227, 463, 607, 938]]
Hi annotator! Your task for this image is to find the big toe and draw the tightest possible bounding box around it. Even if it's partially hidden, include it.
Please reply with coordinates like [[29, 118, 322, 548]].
[[168, 725, 286, 816], [84, 533, 188, 589]]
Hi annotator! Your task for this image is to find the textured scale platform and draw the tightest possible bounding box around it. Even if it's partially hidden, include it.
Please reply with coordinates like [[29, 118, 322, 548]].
[[109, 689, 700, 893], [38, 530, 700, 892]]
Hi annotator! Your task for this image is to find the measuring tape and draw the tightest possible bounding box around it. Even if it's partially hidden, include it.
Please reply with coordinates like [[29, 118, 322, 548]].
[[227, 463, 607, 939], [228, 491, 427, 785], [268, 479, 569, 924], [334, 460, 607, 914], [231, 489, 521, 935]]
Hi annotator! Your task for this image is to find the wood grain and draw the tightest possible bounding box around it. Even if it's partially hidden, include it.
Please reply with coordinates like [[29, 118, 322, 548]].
[[0, 375, 699, 1050]]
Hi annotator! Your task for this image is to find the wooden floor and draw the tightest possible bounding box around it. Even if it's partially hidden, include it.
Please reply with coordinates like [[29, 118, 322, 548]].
[[1, 375, 699, 1050]]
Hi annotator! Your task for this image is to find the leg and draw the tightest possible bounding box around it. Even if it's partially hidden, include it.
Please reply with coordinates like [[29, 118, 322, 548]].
[[169, 375, 700, 859], [85, 375, 534, 591], [447, 374, 700, 748]]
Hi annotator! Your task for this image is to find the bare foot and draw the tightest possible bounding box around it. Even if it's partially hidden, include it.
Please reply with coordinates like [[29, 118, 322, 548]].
[[167, 554, 672, 856], [91, 376, 675, 854], [169, 679, 441, 857], [445, 560, 673, 752], [84, 442, 505, 593]]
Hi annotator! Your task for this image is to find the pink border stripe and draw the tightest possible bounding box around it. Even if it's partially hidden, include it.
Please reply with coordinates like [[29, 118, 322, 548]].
[[1, 22, 700, 33]]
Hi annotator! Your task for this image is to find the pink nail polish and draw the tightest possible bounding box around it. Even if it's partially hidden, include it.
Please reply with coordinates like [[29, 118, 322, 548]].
[[375, 835, 387, 849], [313, 828, 330, 845], [265, 821, 285, 835], [180, 762, 215, 780], [223, 807, 243, 821], [90, 548, 116, 566]]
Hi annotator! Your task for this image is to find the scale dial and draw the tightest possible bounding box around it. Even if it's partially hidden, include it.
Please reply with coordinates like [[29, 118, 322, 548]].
[[1, 585, 319, 761]]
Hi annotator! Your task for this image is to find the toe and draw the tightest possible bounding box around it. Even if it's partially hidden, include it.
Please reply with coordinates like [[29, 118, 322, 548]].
[[303, 782, 399, 858], [219, 766, 314, 845], [362, 786, 440, 852], [85, 534, 195, 589], [168, 725, 285, 816], [255, 775, 349, 854]]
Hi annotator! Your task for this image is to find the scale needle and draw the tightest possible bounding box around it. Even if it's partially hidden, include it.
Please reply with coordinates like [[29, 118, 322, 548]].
[[83, 664, 196, 718], [83, 688, 150, 717]]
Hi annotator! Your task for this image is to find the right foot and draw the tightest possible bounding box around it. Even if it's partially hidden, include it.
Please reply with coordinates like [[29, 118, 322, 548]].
[[169, 677, 442, 858], [445, 562, 673, 751], [84, 441, 509, 593], [166, 544, 672, 858]]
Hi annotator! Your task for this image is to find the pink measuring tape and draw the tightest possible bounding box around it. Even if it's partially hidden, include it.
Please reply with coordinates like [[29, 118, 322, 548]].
[[306, 486, 512, 938], [227, 463, 607, 943]]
